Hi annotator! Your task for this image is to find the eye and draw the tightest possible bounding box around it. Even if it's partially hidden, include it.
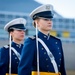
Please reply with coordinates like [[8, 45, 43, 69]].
[[43, 18, 49, 21], [43, 18, 52, 21]]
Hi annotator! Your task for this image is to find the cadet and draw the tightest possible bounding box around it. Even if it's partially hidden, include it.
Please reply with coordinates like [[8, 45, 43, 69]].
[[0, 18, 26, 75], [18, 4, 66, 75]]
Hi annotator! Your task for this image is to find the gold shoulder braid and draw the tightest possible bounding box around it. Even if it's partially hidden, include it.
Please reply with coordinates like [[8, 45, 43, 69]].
[[32, 71, 61, 75], [6, 73, 17, 75]]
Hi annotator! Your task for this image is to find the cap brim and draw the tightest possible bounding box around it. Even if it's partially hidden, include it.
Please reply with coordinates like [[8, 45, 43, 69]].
[[4, 18, 26, 32]]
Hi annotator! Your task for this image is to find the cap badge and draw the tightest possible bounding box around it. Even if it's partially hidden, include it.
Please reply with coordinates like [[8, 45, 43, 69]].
[[46, 5, 50, 10], [20, 19, 23, 23]]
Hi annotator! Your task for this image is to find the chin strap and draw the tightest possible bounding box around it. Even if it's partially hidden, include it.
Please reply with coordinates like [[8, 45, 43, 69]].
[[36, 22, 40, 75], [9, 34, 11, 75]]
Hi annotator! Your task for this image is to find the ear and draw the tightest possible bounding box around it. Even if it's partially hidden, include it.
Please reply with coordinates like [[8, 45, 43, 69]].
[[34, 20, 40, 27], [10, 31, 13, 36]]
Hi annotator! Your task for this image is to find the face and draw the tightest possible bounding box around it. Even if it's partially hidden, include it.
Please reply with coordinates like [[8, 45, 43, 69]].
[[10, 30, 25, 42], [36, 18, 53, 32]]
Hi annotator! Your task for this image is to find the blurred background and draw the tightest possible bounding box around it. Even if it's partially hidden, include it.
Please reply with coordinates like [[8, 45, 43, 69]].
[[0, 0, 75, 75]]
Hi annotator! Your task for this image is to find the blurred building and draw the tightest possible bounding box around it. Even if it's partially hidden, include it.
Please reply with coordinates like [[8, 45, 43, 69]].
[[0, 11, 75, 43], [0, 0, 75, 72]]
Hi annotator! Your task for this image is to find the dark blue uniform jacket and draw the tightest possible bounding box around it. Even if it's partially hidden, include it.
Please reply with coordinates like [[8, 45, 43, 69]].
[[0, 42, 23, 75], [18, 31, 66, 75]]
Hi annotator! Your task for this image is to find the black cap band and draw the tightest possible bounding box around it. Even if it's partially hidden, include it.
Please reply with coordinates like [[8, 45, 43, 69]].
[[8, 24, 26, 31], [33, 11, 54, 20]]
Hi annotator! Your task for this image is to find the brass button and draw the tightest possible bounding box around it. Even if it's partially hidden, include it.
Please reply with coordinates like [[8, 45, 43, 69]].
[[44, 52, 46, 54], [55, 42, 58, 44], [46, 58, 48, 61]]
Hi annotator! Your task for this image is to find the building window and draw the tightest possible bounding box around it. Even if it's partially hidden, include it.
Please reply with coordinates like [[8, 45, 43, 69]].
[[7, 15, 13, 18], [0, 14, 5, 18]]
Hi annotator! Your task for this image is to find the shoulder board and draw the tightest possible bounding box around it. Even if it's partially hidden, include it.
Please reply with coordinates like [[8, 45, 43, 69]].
[[50, 35, 60, 40], [3, 45, 9, 49], [29, 36, 35, 40]]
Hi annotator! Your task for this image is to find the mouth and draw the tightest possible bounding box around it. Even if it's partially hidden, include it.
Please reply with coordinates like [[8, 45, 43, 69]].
[[48, 25, 52, 27], [21, 35, 24, 37]]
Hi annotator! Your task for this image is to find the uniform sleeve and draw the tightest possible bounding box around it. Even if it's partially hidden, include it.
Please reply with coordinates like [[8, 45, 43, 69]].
[[59, 40, 66, 75], [18, 38, 35, 75], [0, 47, 9, 75]]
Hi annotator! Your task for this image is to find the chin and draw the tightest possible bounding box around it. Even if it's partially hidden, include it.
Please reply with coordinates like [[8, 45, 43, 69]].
[[47, 28, 52, 31], [18, 38, 24, 41]]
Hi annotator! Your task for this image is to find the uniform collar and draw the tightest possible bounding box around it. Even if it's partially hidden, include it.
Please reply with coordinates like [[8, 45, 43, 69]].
[[38, 31, 50, 40], [11, 41, 22, 48]]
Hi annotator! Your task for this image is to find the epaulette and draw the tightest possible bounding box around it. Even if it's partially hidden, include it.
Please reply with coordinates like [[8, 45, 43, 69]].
[[50, 35, 60, 40], [29, 36, 35, 40], [3, 45, 9, 49]]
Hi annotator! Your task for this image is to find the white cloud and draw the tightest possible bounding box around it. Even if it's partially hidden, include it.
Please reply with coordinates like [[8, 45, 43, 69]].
[[35, 0, 75, 18]]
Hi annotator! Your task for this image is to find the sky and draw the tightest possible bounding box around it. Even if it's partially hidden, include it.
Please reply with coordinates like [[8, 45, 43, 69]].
[[35, 0, 75, 18]]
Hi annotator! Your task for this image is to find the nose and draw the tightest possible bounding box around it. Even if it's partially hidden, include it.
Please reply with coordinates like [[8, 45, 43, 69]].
[[48, 19, 52, 21], [20, 30, 25, 33]]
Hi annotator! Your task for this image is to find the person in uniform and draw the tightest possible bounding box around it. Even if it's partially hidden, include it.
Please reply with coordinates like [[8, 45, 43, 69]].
[[0, 18, 26, 75], [18, 4, 66, 75]]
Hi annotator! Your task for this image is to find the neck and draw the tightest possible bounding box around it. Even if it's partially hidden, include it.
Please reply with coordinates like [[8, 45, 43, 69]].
[[13, 39, 23, 44], [39, 30, 49, 35]]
